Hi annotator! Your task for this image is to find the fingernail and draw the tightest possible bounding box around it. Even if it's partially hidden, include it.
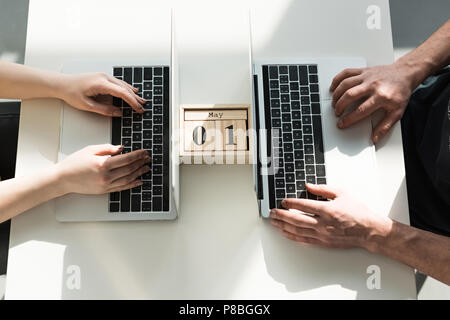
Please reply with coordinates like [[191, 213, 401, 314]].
[[373, 135, 379, 143]]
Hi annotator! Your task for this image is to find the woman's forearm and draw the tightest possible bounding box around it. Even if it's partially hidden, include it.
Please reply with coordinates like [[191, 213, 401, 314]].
[[0, 166, 66, 222], [366, 219, 450, 285], [395, 19, 450, 91], [0, 61, 68, 100]]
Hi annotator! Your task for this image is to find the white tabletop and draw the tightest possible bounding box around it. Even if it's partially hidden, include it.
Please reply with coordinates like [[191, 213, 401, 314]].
[[5, 0, 416, 299]]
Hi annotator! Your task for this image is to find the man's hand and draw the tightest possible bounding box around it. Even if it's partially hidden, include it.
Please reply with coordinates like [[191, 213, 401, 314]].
[[330, 62, 416, 143], [58, 72, 146, 117], [55, 144, 151, 195], [269, 184, 391, 250]]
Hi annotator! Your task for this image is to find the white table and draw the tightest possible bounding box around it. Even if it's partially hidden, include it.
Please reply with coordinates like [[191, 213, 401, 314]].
[[5, 0, 416, 299]]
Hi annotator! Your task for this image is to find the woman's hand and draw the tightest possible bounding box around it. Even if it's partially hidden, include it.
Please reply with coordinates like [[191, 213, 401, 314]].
[[57, 72, 146, 116], [55, 144, 151, 195], [269, 184, 392, 250], [330, 61, 417, 143]]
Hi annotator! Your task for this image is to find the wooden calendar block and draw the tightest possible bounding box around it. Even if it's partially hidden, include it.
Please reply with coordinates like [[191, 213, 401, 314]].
[[185, 109, 247, 121], [215, 120, 247, 151], [184, 121, 216, 152]]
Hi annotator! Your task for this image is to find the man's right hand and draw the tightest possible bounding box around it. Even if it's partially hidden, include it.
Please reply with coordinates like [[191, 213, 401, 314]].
[[54, 144, 151, 195], [329, 61, 416, 143]]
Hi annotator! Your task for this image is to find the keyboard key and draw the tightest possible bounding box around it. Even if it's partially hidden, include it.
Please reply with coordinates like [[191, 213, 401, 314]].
[[153, 185, 162, 195], [279, 66, 288, 74], [153, 165, 162, 174], [304, 135, 313, 144], [154, 115, 163, 124], [316, 165, 326, 177], [142, 202, 152, 212], [285, 163, 294, 172], [110, 202, 119, 212], [295, 160, 304, 170], [275, 179, 285, 188], [291, 101, 300, 110], [286, 184, 296, 193], [305, 145, 314, 154], [154, 135, 163, 144], [113, 68, 122, 77], [302, 106, 311, 114], [305, 155, 314, 164], [275, 168, 285, 178], [123, 108, 132, 117], [283, 143, 293, 153], [280, 85, 289, 93], [280, 75, 288, 83], [154, 145, 163, 154], [143, 110, 152, 119], [308, 65, 317, 73], [281, 94, 289, 103], [154, 77, 162, 86], [317, 177, 327, 184], [131, 194, 141, 212], [311, 94, 320, 103], [284, 152, 294, 162], [271, 109, 281, 118], [272, 118, 281, 127], [312, 116, 325, 164], [293, 140, 303, 150], [143, 130, 152, 139], [132, 132, 142, 141], [289, 65, 298, 81], [144, 68, 152, 80], [295, 171, 305, 180], [312, 103, 321, 114], [306, 165, 315, 174], [110, 192, 120, 202], [296, 180, 306, 190], [132, 143, 142, 151], [294, 150, 304, 159], [297, 190, 307, 198], [301, 96, 310, 104], [292, 121, 302, 130], [154, 125, 162, 134], [144, 91, 152, 100], [270, 80, 279, 88], [122, 138, 131, 147], [154, 67, 162, 76], [269, 66, 278, 79], [133, 113, 142, 121], [291, 92, 300, 100], [153, 175, 162, 185], [303, 125, 312, 134], [153, 155, 162, 164], [281, 104, 290, 113], [124, 67, 132, 84], [120, 189, 130, 212], [300, 86, 309, 95], [299, 66, 308, 85], [293, 130, 302, 139], [153, 197, 162, 211], [143, 121, 152, 130], [276, 189, 285, 198], [310, 84, 319, 93], [271, 90, 280, 98], [306, 176, 316, 184], [143, 140, 152, 149], [285, 173, 295, 183], [142, 192, 152, 201], [309, 74, 318, 83], [282, 113, 291, 122], [133, 123, 142, 131], [133, 67, 142, 83]]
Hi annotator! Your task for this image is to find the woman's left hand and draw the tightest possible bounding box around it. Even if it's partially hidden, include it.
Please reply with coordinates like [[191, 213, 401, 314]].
[[57, 72, 146, 116]]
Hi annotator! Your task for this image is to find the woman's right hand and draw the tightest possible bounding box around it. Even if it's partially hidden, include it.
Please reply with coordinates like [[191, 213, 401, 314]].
[[55, 144, 151, 195]]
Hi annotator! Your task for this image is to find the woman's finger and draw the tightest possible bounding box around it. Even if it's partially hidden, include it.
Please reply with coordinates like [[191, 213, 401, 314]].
[[269, 208, 320, 228], [108, 179, 143, 193], [103, 149, 148, 170], [332, 76, 363, 109], [109, 165, 150, 189]]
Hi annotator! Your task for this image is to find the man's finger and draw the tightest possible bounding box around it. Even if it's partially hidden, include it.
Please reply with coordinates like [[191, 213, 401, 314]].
[[103, 149, 148, 170], [332, 76, 362, 108], [371, 110, 403, 143], [270, 207, 320, 228], [281, 198, 327, 216], [337, 96, 378, 129], [305, 183, 340, 199], [334, 84, 369, 117], [270, 219, 319, 239], [330, 68, 363, 92], [281, 230, 329, 247]]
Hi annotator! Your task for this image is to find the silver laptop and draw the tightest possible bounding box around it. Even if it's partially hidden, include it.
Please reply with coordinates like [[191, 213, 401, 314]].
[[55, 11, 179, 222], [251, 57, 379, 217]]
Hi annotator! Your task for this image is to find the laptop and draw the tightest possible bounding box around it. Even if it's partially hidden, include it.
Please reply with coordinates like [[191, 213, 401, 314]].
[[55, 11, 179, 222], [251, 57, 379, 217]]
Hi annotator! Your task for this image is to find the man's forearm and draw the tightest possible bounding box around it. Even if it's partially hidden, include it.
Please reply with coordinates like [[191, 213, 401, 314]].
[[0, 61, 68, 100], [395, 19, 450, 91], [366, 219, 450, 285], [0, 166, 66, 223]]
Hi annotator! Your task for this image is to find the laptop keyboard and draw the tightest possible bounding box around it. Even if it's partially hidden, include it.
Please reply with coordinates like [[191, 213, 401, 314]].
[[109, 66, 170, 213], [262, 64, 326, 209]]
